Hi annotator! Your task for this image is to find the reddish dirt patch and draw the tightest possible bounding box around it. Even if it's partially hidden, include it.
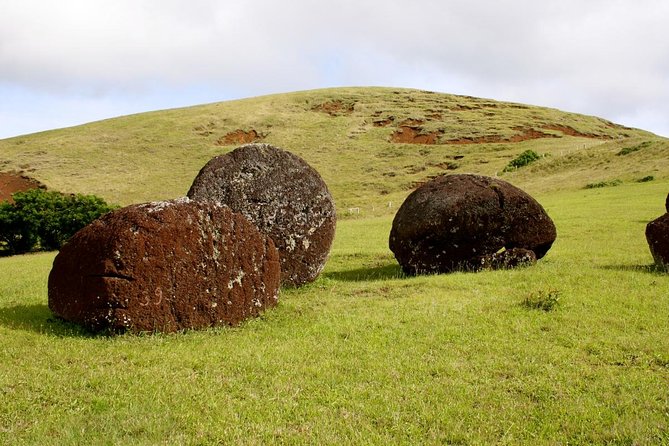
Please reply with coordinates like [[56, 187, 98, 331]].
[[216, 129, 265, 145], [0, 171, 46, 203], [312, 100, 355, 116], [399, 118, 425, 127], [541, 124, 612, 139], [391, 126, 443, 144], [445, 127, 558, 145]]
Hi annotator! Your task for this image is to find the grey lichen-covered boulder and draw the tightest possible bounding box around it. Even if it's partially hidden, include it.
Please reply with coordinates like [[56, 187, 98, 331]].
[[389, 174, 556, 275], [48, 198, 280, 334], [646, 213, 669, 271], [187, 143, 336, 287]]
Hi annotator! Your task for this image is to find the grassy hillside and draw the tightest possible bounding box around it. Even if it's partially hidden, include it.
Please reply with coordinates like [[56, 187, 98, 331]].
[[1, 87, 666, 215]]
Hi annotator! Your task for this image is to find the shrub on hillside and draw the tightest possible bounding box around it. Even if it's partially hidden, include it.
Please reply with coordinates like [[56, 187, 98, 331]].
[[584, 179, 623, 189], [503, 149, 541, 172], [617, 141, 652, 156], [0, 189, 116, 255]]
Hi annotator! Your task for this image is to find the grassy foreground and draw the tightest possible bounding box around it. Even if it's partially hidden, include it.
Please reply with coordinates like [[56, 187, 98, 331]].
[[1, 180, 669, 445]]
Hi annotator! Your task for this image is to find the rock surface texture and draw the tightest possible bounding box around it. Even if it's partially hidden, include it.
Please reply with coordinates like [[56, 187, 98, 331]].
[[389, 174, 557, 275], [188, 143, 336, 287], [48, 198, 280, 334], [646, 212, 669, 271]]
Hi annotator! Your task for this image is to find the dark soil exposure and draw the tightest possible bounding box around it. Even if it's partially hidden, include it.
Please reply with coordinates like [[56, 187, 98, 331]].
[[216, 129, 265, 145], [390, 126, 444, 144], [312, 100, 355, 116], [646, 212, 669, 270], [48, 198, 280, 334], [540, 124, 613, 139], [373, 117, 395, 127], [0, 171, 46, 203], [390, 174, 556, 275], [188, 143, 336, 287], [666, 193, 669, 213]]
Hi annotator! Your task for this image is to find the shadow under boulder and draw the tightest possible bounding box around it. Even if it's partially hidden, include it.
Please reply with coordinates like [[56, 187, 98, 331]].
[[389, 174, 556, 275]]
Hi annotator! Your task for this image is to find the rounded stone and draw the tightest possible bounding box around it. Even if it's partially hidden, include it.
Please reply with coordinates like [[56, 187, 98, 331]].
[[48, 198, 280, 334], [187, 143, 336, 287], [389, 174, 556, 275], [646, 213, 669, 271]]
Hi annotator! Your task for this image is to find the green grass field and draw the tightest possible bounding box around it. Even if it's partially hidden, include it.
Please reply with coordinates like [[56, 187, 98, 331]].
[[2, 179, 668, 445]]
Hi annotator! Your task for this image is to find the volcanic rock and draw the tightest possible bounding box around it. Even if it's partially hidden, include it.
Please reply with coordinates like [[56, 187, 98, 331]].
[[48, 198, 280, 334], [476, 248, 537, 271], [646, 213, 669, 271], [187, 143, 336, 287], [389, 174, 556, 275]]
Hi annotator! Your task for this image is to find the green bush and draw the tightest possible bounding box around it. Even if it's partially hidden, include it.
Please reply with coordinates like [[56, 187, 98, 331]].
[[584, 179, 623, 189], [0, 189, 116, 255], [503, 149, 541, 172]]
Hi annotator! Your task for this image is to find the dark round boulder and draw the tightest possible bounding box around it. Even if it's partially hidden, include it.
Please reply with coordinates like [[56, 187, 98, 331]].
[[389, 174, 556, 275], [646, 213, 669, 271], [187, 143, 336, 287], [665, 193, 669, 213], [48, 198, 280, 334]]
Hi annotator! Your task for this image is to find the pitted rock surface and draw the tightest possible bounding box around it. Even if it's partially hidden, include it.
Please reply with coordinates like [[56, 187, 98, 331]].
[[476, 248, 537, 270], [646, 213, 669, 271], [187, 143, 336, 287], [389, 174, 556, 275], [48, 198, 280, 334]]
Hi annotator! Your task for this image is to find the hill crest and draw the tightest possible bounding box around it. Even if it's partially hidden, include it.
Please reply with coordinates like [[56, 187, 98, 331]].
[[0, 87, 665, 214]]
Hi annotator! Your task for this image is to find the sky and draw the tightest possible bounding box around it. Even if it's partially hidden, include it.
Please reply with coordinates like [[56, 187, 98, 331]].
[[1, 0, 668, 139]]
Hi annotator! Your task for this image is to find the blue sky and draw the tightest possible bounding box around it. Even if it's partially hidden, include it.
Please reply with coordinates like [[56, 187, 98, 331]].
[[1, 0, 668, 139]]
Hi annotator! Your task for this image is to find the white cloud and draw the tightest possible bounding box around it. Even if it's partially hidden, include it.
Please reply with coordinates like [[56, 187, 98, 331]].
[[1, 0, 668, 137]]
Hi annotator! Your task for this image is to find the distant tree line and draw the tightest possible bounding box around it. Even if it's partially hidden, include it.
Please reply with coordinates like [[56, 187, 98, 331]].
[[0, 189, 116, 255]]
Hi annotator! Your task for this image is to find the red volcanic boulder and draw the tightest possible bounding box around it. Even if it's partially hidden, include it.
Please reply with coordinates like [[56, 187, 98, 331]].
[[389, 174, 556, 275], [646, 213, 669, 271], [188, 143, 336, 287], [48, 198, 280, 334]]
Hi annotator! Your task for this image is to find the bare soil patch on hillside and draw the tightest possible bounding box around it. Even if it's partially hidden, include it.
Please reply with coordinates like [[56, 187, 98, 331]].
[[0, 171, 46, 203], [216, 129, 265, 145], [390, 126, 444, 144], [312, 100, 355, 116]]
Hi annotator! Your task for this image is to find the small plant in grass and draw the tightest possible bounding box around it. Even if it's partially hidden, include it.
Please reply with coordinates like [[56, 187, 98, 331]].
[[584, 179, 623, 189], [521, 289, 561, 311], [636, 175, 654, 183], [503, 149, 541, 172]]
